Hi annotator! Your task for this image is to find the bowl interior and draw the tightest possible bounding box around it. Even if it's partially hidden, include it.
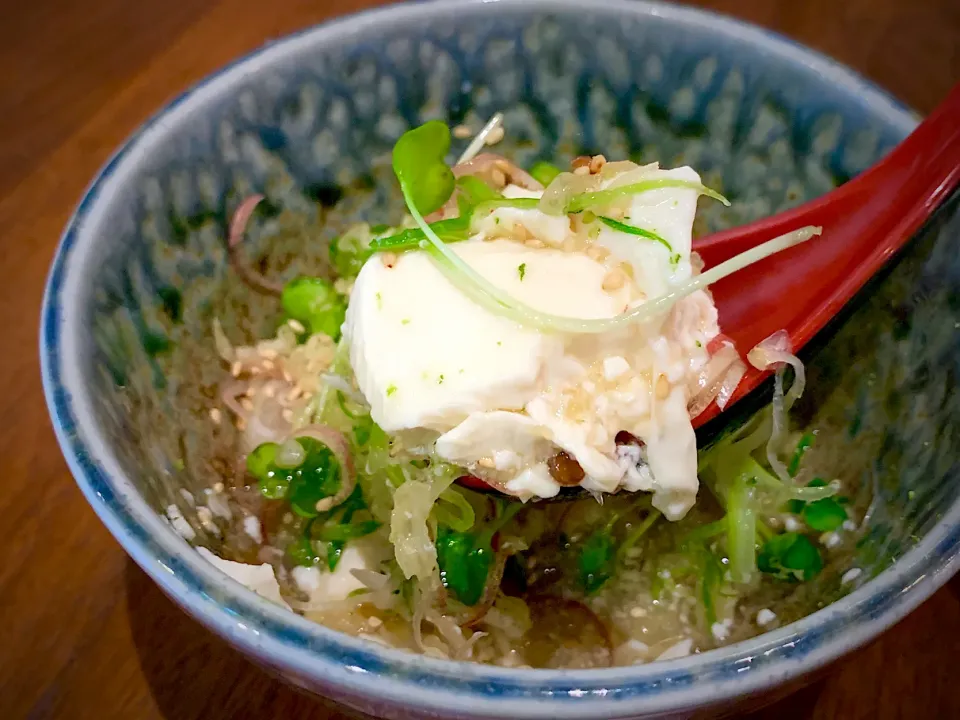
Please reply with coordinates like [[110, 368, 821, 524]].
[[51, 0, 959, 696]]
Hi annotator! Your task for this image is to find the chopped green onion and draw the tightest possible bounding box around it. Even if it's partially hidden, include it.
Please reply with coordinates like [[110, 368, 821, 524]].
[[682, 517, 728, 544], [456, 175, 500, 207], [529, 161, 562, 185], [418, 206, 820, 335], [329, 226, 375, 278], [368, 198, 537, 254], [518, 263, 526, 281], [700, 547, 724, 627], [392, 122, 817, 336], [564, 179, 730, 214], [433, 487, 476, 532], [788, 432, 815, 476], [285, 437, 342, 518], [369, 216, 472, 253], [247, 442, 279, 483], [598, 215, 673, 252], [281, 277, 347, 340], [314, 520, 381, 543], [579, 530, 617, 594], [436, 527, 491, 606], [726, 476, 758, 584], [617, 510, 660, 562], [287, 536, 321, 567]]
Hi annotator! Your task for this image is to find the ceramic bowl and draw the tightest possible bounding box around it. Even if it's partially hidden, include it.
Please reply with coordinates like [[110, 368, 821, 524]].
[[40, 1, 960, 718]]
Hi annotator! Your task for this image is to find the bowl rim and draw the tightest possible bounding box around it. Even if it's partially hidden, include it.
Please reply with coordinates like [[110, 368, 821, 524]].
[[40, 0, 958, 717]]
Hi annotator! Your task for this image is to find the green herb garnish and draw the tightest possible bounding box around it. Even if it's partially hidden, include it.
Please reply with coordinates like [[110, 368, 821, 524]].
[[785, 477, 848, 530], [579, 530, 617, 594], [287, 535, 321, 567], [597, 216, 673, 252], [390, 121, 817, 336], [391, 119, 456, 216], [281, 277, 347, 340], [518, 263, 527, 281], [802, 496, 848, 532], [758, 532, 823, 582]]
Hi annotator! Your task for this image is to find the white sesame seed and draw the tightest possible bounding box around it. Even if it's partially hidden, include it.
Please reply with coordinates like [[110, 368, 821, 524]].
[[841, 568, 862, 585], [784, 516, 802, 532], [230, 361, 242, 377], [213, 482, 225, 493], [603, 356, 630, 381], [711, 621, 730, 642], [821, 531, 842, 549], [655, 374, 670, 399], [166, 504, 196, 541], [756, 609, 777, 626], [587, 245, 610, 262], [366, 616, 384, 629], [261, 359, 275, 371], [452, 124, 473, 139], [260, 348, 279, 360], [243, 515, 263, 544], [287, 319, 306, 333], [602, 269, 626, 291], [281, 408, 293, 423], [240, 398, 254, 412], [209, 408, 222, 425], [629, 607, 647, 618], [196, 506, 213, 524], [484, 125, 505, 146]]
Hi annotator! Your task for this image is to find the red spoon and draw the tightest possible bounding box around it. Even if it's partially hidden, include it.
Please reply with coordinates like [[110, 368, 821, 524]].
[[692, 81, 960, 428], [458, 82, 960, 495]]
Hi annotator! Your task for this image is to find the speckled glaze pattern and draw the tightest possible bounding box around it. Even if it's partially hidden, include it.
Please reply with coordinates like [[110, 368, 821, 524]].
[[40, 2, 960, 719]]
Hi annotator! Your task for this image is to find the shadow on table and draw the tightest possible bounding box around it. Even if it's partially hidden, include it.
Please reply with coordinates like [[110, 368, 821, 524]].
[[125, 557, 830, 720]]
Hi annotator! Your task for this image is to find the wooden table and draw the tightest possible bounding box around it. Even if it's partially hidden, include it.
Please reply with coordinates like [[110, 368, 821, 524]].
[[1, 1, 957, 718]]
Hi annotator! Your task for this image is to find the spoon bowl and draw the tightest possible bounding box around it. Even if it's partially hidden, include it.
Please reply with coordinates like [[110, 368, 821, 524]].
[[692, 82, 960, 427]]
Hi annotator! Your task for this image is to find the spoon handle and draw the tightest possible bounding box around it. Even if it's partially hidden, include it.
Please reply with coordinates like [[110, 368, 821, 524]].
[[695, 82, 960, 271]]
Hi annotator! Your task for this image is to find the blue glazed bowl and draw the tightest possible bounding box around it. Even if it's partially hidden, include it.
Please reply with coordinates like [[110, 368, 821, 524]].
[[40, 1, 960, 718]]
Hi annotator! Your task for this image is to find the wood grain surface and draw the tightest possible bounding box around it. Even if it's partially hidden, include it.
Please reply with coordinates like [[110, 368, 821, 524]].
[[1, 1, 957, 718]]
